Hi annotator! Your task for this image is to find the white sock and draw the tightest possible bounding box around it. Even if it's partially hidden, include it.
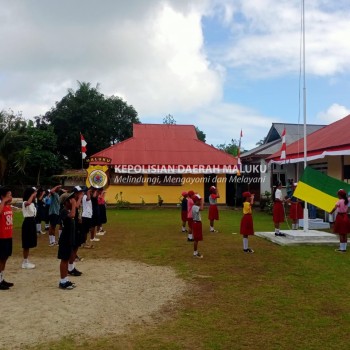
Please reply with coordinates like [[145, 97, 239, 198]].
[[23, 259, 28, 264], [292, 224, 295, 230], [36, 224, 41, 232], [68, 263, 74, 272], [210, 226, 214, 231], [189, 234, 193, 240], [344, 243, 347, 251], [275, 228, 279, 234], [193, 250, 198, 255], [0, 271, 3, 282], [49, 235, 54, 244], [58, 230, 62, 238], [243, 238, 249, 250]]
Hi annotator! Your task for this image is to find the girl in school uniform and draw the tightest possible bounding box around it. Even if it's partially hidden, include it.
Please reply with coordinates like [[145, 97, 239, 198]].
[[288, 182, 303, 230], [208, 186, 220, 232], [180, 191, 188, 233], [331, 189, 350, 253], [21, 187, 38, 269], [273, 182, 285, 237], [192, 194, 204, 258], [186, 190, 195, 242], [240, 191, 255, 253]]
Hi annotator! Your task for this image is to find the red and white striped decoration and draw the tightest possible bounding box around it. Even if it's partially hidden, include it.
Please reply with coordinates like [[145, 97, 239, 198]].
[[280, 127, 286, 160], [81, 133, 87, 159]]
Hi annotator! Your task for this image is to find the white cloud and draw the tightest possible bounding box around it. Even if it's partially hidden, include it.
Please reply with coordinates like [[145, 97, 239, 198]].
[[218, 0, 350, 78], [171, 102, 275, 150], [317, 103, 350, 123], [0, 0, 222, 118]]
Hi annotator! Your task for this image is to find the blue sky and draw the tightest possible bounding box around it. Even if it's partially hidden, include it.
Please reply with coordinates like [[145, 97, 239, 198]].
[[1, 0, 349, 150]]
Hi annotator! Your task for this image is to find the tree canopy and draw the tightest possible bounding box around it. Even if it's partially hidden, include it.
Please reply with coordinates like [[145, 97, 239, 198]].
[[37, 82, 140, 168]]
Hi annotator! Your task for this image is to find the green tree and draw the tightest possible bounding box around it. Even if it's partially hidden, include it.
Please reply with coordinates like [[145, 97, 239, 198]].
[[163, 114, 176, 125], [38, 81, 140, 168], [0, 110, 28, 184], [216, 139, 240, 156], [195, 127, 206, 142]]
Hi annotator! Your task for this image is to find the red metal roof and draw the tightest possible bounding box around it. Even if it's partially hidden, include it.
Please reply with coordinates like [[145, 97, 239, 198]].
[[268, 114, 350, 161], [89, 124, 237, 167]]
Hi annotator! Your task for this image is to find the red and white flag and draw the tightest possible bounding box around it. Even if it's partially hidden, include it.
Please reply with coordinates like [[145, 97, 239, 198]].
[[280, 128, 286, 160], [81, 133, 87, 159]]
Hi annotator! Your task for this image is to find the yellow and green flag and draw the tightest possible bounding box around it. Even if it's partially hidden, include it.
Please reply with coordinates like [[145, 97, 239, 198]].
[[294, 166, 350, 213]]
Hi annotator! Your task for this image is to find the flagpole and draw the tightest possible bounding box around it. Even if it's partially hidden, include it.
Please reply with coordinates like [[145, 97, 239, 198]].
[[235, 130, 243, 209], [302, 0, 309, 232]]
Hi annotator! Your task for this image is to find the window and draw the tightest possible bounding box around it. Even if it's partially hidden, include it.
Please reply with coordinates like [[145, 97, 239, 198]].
[[273, 173, 286, 186]]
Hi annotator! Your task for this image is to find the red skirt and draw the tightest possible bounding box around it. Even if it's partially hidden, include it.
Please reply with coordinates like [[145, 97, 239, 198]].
[[273, 202, 285, 223], [289, 202, 303, 220], [187, 218, 193, 230], [192, 221, 203, 241], [240, 214, 254, 235], [208, 205, 219, 220], [334, 213, 350, 235], [181, 210, 188, 222]]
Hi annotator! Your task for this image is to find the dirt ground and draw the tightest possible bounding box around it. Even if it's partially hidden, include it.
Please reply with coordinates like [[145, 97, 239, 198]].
[[0, 256, 187, 350]]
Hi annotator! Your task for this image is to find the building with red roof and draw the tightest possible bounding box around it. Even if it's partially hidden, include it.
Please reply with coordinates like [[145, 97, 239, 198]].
[[88, 124, 239, 204], [268, 114, 350, 182]]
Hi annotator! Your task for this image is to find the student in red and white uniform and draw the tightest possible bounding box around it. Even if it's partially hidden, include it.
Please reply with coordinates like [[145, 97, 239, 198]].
[[192, 194, 204, 258], [208, 186, 220, 232], [0, 186, 14, 290], [287, 182, 303, 230], [273, 182, 285, 237], [186, 190, 195, 242], [331, 189, 350, 253], [240, 191, 255, 253]]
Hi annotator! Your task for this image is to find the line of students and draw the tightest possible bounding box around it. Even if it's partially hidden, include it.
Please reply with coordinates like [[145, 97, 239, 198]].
[[181, 183, 350, 256], [0, 185, 108, 290]]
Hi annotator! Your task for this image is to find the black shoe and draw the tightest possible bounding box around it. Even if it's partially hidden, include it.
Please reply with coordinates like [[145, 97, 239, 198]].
[[0, 281, 10, 290], [187, 238, 194, 242], [243, 248, 255, 253], [59, 281, 76, 290], [68, 268, 83, 276], [1, 280, 14, 287], [275, 232, 286, 237], [335, 249, 346, 253]]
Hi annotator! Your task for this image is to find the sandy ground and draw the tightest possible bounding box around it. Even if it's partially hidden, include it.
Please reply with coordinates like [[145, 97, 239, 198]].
[[0, 256, 187, 350]]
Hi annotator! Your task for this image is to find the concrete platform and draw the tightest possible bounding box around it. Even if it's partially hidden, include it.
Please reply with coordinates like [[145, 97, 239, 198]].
[[298, 218, 330, 230], [255, 229, 338, 246]]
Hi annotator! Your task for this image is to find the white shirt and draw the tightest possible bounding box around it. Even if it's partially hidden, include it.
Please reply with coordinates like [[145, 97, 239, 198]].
[[82, 195, 92, 218], [275, 188, 283, 201], [22, 202, 37, 217]]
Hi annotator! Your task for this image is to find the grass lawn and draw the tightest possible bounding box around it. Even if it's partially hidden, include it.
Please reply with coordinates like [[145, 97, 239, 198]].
[[11, 207, 350, 350]]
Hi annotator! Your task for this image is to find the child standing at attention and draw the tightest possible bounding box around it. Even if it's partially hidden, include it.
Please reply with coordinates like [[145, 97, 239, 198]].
[[186, 190, 195, 242], [181, 191, 188, 233], [273, 182, 285, 237], [192, 194, 204, 258], [240, 191, 255, 253], [0, 186, 14, 290], [21, 187, 38, 269], [331, 189, 349, 253], [208, 186, 220, 232], [58, 192, 77, 289]]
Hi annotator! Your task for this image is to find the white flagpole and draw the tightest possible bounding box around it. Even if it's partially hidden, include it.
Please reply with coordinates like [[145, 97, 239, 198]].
[[302, 0, 309, 232]]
